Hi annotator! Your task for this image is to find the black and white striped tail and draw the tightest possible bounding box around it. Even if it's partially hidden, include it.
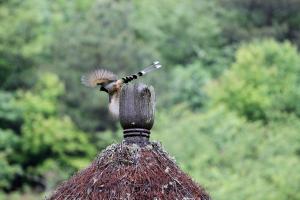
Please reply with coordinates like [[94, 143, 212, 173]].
[[121, 61, 162, 83]]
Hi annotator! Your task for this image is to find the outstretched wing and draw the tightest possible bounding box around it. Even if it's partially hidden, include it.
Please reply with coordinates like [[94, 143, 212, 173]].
[[81, 69, 118, 87]]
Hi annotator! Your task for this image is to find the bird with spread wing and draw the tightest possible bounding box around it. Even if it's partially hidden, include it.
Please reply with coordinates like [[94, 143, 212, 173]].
[[81, 61, 162, 118]]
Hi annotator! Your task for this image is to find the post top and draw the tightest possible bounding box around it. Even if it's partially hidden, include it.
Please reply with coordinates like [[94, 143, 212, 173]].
[[119, 83, 155, 141]]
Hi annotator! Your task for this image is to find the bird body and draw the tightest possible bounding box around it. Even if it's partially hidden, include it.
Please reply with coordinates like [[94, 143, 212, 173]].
[[108, 91, 120, 118], [81, 61, 162, 118]]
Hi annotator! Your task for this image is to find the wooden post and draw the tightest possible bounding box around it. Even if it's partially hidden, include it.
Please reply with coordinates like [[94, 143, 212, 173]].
[[119, 83, 155, 144]]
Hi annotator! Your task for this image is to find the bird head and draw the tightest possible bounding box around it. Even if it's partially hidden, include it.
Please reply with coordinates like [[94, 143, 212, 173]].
[[98, 81, 117, 94]]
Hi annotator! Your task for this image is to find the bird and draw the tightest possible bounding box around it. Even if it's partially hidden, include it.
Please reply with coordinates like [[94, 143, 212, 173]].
[[81, 61, 162, 118]]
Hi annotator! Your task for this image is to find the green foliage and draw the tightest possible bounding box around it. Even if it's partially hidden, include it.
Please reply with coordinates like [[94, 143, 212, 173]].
[[133, 0, 227, 71], [0, 191, 43, 200], [154, 105, 300, 200], [220, 0, 300, 46], [168, 62, 211, 109], [1, 0, 300, 199], [0, 91, 20, 126], [95, 129, 122, 150], [15, 73, 64, 116], [21, 115, 94, 168], [0, 129, 21, 189], [0, 0, 47, 89], [0, 73, 95, 191], [0, 0, 93, 90], [207, 39, 300, 121]]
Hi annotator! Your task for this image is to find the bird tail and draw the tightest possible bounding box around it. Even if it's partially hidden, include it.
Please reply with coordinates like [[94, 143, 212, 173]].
[[121, 61, 162, 83]]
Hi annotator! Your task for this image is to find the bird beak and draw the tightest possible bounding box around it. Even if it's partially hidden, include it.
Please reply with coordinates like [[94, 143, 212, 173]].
[[100, 86, 109, 93]]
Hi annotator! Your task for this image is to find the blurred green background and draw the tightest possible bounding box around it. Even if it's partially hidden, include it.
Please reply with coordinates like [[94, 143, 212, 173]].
[[1, 0, 300, 199]]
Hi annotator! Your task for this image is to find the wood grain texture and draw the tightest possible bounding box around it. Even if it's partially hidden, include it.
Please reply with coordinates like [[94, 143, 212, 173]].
[[119, 83, 155, 130]]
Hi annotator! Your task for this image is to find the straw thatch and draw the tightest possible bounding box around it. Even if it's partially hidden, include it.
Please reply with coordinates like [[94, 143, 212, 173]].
[[48, 140, 210, 200]]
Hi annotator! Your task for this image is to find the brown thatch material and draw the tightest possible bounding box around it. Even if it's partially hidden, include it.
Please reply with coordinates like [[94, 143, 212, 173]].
[[48, 140, 210, 200]]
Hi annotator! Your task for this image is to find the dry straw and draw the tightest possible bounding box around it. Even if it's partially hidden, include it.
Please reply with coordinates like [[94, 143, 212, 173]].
[[49, 141, 210, 200]]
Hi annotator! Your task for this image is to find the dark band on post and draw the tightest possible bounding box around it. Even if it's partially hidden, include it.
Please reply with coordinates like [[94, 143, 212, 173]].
[[123, 128, 150, 138]]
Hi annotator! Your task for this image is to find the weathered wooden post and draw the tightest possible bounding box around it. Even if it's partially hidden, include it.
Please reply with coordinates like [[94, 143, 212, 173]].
[[49, 83, 210, 200], [120, 83, 154, 144]]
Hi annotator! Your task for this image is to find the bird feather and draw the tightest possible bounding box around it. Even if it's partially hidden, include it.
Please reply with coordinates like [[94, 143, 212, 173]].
[[81, 69, 118, 87]]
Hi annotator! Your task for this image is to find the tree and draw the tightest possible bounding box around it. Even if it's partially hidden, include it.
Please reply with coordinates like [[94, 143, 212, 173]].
[[0, 72, 96, 192], [133, 0, 229, 74], [167, 62, 210, 109], [207, 39, 300, 121], [219, 0, 300, 46], [154, 105, 300, 200]]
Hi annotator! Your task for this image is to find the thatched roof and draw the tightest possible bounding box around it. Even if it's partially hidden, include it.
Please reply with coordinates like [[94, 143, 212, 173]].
[[48, 140, 210, 200]]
